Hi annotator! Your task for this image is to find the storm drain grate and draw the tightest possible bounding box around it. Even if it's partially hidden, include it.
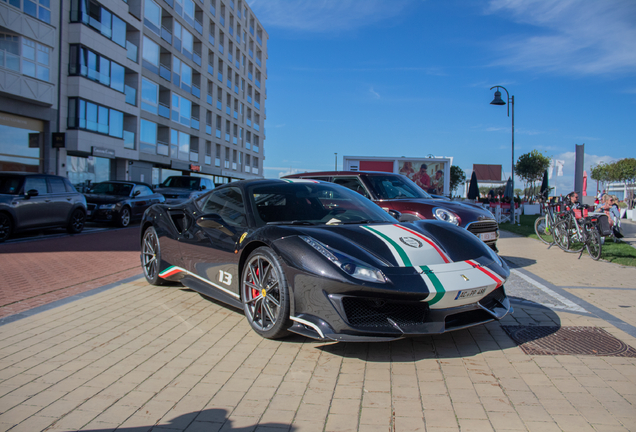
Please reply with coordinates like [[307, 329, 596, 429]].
[[502, 326, 636, 357]]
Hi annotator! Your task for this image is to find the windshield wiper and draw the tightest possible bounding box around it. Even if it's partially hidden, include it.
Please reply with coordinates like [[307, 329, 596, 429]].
[[266, 220, 316, 225]]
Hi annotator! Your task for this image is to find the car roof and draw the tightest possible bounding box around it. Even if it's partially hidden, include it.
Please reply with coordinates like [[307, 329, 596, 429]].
[[96, 180, 154, 188], [283, 171, 399, 178]]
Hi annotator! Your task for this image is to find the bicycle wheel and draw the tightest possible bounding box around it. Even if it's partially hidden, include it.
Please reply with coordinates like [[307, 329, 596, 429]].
[[553, 220, 570, 251], [585, 225, 602, 260], [534, 216, 552, 245]]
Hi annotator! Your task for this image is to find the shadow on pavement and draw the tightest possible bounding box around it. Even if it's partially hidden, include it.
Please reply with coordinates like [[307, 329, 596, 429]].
[[0, 226, 139, 253], [500, 255, 536, 268], [76, 408, 296, 431]]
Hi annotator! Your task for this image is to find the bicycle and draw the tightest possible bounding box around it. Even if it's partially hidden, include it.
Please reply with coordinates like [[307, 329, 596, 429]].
[[534, 198, 568, 246], [553, 206, 603, 260]]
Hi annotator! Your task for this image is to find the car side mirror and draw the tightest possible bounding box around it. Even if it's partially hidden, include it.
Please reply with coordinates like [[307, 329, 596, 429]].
[[388, 209, 401, 220], [25, 189, 39, 198], [200, 185, 206, 190], [133, 190, 141, 197], [196, 213, 235, 236]]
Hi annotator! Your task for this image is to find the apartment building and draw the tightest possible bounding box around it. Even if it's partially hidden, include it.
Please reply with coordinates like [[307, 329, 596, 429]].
[[1, 0, 268, 187]]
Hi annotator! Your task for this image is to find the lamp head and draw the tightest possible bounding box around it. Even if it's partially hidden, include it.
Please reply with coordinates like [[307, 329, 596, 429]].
[[490, 89, 506, 105]]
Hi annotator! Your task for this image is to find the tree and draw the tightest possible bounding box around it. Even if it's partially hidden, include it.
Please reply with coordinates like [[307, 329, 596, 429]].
[[449, 166, 466, 196], [515, 150, 551, 202], [590, 162, 612, 193], [614, 158, 636, 209]]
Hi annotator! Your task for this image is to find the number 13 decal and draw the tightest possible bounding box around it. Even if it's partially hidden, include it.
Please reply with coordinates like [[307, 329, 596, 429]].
[[218, 270, 232, 285]]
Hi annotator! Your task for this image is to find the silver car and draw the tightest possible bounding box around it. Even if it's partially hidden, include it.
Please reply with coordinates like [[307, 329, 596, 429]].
[[0, 172, 87, 242]]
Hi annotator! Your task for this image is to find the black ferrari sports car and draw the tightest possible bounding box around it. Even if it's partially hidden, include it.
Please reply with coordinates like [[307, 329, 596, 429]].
[[140, 179, 512, 342]]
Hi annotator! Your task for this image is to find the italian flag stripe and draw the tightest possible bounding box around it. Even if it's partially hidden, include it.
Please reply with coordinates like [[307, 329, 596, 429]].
[[159, 266, 182, 278], [395, 224, 451, 263], [468, 260, 503, 288], [361, 225, 412, 266], [420, 265, 446, 305]]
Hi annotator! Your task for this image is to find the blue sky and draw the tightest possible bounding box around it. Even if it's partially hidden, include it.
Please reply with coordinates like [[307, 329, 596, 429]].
[[249, 0, 636, 196]]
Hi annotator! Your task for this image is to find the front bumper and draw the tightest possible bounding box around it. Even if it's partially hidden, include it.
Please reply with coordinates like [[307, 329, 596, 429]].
[[287, 271, 512, 342]]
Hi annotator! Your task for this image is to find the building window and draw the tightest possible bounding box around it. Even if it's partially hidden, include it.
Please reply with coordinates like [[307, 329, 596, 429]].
[[67, 97, 124, 139], [70, 0, 126, 47], [142, 36, 160, 74], [69, 45, 124, 92], [171, 94, 192, 127], [170, 129, 190, 161], [139, 119, 157, 154], [3, 0, 51, 24], [0, 33, 50, 82], [141, 78, 159, 114], [144, 0, 162, 36]]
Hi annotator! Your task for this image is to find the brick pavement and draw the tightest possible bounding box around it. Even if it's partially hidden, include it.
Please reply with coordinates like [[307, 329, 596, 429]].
[[0, 232, 635, 431], [0, 228, 141, 319]]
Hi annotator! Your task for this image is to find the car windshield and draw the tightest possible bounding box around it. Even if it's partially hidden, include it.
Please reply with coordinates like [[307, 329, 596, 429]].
[[161, 177, 199, 190], [0, 176, 23, 195], [249, 181, 395, 227], [365, 175, 432, 200], [90, 182, 133, 196]]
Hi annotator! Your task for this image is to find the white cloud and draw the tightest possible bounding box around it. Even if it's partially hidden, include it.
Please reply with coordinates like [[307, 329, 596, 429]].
[[485, 0, 636, 76], [369, 87, 381, 99], [248, 0, 411, 33]]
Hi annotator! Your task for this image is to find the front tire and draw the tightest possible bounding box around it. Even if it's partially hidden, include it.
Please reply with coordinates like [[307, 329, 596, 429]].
[[0, 212, 13, 242], [586, 226, 602, 261], [141, 226, 166, 285], [241, 247, 290, 339], [118, 207, 131, 227], [67, 208, 86, 234]]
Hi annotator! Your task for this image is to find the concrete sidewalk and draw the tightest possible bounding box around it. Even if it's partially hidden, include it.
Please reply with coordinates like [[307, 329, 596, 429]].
[[0, 234, 635, 431]]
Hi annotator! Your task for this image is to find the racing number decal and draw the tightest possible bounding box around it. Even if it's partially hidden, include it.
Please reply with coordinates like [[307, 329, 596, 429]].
[[218, 270, 232, 285]]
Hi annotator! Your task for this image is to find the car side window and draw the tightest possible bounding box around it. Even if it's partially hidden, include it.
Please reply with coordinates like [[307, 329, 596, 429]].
[[333, 177, 370, 199], [48, 177, 67, 194], [63, 178, 77, 193], [200, 187, 246, 227], [24, 177, 48, 195], [135, 185, 153, 197]]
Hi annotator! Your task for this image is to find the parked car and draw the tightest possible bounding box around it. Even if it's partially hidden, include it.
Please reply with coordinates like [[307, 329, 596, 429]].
[[284, 171, 500, 251], [0, 172, 87, 242], [85, 181, 165, 227], [140, 179, 511, 341], [154, 176, 214, 205]]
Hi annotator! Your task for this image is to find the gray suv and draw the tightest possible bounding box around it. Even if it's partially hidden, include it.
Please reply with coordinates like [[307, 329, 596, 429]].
[[154, 176, 214, 205], [0, 172, 87, 242]]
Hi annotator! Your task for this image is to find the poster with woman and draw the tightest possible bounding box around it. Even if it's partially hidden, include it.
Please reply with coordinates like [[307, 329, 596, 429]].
[[398, 160, 445, 195]]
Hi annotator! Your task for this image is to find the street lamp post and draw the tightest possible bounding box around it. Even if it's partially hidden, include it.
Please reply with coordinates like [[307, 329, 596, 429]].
[[490, 85, 515, 205]]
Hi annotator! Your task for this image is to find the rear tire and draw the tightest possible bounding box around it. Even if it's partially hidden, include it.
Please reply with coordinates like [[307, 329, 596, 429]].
[[586, 226, 602, 261], [534, 216, 552, 245], [67, 208, 86, 234], [0, 212, 13, 243], [141, 226, 166, 285]]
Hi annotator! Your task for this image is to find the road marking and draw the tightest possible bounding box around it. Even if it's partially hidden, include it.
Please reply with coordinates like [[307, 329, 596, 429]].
[[510, 269, 587, 313]]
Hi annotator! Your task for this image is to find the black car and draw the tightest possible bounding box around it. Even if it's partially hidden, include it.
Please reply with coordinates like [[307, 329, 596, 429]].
[[154, 175, 214, 205], [0, 172, 87, 242], [139, 179, 511, 342], [85, 181, 165, 227]]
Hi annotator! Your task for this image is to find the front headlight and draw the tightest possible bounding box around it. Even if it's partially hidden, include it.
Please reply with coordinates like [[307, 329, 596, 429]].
[[98, 204, 117, 210], [300, 236, 386, 284], [433, 208, 460, 225]]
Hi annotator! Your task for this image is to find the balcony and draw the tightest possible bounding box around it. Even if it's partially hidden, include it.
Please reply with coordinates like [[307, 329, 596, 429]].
[[249, 26, 254, 35], [215, 157, 220, 167], [254, 124, 259, 132], [233, 110, 238, 119], [192, 83, 201, 98], [233, 136, 237, 145], [208, 64, 214, 76], [206, 124, 212, 135], [207, 94, 212, 105], [226, 79, 231, 89], [161, 26, 172, 44], [255, 57, 261, 67], [124, 85, 136, 106], [126, 41, 138, 62], [194, 19, 203, 35], [216, 129, 221, 138], [235, 59, 240, 69], [248, 72, 252, 81], [220, 16, 225, 26], [193, 52, 202, 66], [247, 95, 252, 104], [246, 119, 251, 127], [209, 4, 215, 16], [159, 102, 170, 118], [123, 130, 135, 149], [229, 27, 233, 36], [257, 35, 262, 46], [226, 106, 230, 115], [191, 117, 199, 130], [159, 63, 171, 81], [255, 79, 260, 89], [216, 100, 222, 110], [234, 85, 238, 94], [156, 141, 168, 156], [205, 155, 211, 165], [217, 72, 223, 82], [208, 34, 215, 46], [254, 101, 260, 110], [225, 133, 230, 142], [249, 49, 253, 58], [219, 45, 224, 54], [228, 53, 233, 62]]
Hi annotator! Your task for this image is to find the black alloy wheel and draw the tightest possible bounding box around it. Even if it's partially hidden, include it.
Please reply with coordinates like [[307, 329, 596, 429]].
[[67, 208, 86, 234], [119, 207, 131, 227], [141, 226, 166, 285], [0, 213, 13, 243], [241, 247, 290, 339]]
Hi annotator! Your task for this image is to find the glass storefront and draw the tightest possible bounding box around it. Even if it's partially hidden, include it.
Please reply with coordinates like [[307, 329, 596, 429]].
[[0, 114, 43, 173], [67, 155, 111, 191]]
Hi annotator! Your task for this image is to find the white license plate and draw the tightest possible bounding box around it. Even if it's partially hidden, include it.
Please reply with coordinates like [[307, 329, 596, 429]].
[[455, 287, 486, 300], [479, 232, 497, 241]]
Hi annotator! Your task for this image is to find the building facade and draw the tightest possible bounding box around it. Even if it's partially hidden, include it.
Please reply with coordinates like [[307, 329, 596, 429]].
[[1, 0, 268, 187]]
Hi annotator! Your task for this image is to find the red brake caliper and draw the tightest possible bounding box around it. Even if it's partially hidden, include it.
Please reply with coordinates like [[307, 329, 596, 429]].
[[251, 267, 259, 299]]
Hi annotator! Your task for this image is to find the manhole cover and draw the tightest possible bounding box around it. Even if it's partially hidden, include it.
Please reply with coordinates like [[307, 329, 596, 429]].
[[501, 326, 636, 357]]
